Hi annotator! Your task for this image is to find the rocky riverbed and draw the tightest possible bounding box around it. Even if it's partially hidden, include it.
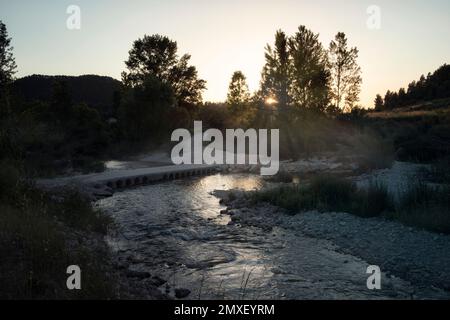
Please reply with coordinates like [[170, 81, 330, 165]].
[[216, 191, 450, 299]]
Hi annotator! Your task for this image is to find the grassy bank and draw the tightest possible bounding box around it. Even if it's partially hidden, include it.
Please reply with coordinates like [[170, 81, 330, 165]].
[[252, 175, 450, 234], [0, 161, 117, 299]]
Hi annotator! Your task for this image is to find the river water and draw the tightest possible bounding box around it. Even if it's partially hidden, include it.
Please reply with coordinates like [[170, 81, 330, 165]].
[[96, 173, 414, 299]]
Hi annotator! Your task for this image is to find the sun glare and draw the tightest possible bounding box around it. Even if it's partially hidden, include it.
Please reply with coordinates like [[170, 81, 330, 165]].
[[265, 97, 278, 105]]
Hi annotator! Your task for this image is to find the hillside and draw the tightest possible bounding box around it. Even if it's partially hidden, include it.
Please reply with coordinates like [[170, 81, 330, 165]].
[[365, 98, 450, 162], [12, 74, 122, 116], [368, 97, 450, 119], [374, 64, 450, 111]]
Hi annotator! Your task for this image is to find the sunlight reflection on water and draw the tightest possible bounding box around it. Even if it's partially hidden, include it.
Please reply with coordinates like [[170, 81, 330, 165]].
[[97, 173, 277, 299]]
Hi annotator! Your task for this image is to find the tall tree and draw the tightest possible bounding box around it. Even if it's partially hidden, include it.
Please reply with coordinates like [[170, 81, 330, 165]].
[[227, 71, 250, 107], [328, 32, 362, 112], [0, 20, 17, 115], [260, 30, 291, 110], [398, 87, 407, 106], [289, 26, 330, 112], [122, 34, 206, 107], [0, 21, 16, 88], [374, 94, 384, 111], [119, 75, 175, 141]]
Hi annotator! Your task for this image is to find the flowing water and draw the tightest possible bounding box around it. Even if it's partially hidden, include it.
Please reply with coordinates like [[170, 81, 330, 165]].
[[96, 173, 415, 299]]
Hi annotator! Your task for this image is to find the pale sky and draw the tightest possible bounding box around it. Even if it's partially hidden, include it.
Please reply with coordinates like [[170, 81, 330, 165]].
[[1, 0, 449, 107]]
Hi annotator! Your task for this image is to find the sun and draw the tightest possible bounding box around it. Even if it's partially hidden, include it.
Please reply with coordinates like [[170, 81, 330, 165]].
[[265, 97, 278, 105]]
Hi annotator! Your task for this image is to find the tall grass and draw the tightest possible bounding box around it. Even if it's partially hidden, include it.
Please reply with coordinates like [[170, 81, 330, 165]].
[[253, 175, 393, 218], [390, 182, 450, 234], [253, 174, 450, 234], [0, 163, 116, 299]]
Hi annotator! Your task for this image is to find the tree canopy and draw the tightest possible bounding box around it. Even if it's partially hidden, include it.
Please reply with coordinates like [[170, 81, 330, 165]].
[[260, 27, 361, 114], [227, 71, 251, 107], [122, 34, 206, 107]]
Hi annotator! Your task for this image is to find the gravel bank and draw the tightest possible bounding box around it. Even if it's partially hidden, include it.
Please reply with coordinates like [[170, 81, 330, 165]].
[[216, 192, 450, 299]]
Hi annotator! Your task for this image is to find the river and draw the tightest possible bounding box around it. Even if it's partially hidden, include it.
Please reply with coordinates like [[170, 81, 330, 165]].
[[96, 173, 416, 300]]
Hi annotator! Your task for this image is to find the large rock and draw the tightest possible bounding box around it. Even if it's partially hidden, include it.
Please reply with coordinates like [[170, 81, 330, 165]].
[[175, 288, 191, 299]]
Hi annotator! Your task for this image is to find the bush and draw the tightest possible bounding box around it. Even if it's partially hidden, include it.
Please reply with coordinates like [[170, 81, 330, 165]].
[[51, 189, 113, 235], [430, 157, 450, 184], [359, 181, 394, 218]]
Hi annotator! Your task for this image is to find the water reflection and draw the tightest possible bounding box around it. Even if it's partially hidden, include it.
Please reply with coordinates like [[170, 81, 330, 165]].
[[97, 174, 276, 299]]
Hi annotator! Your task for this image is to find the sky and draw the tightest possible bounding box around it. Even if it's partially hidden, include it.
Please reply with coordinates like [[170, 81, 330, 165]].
[[1, 0, 449, 107]]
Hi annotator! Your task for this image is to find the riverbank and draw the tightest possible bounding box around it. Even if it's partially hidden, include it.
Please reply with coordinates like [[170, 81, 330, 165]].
[[213, 164, 450, 298]]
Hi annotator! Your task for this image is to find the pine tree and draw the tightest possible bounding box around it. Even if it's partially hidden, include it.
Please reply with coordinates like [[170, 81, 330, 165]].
[[374, 94, 384, 111]]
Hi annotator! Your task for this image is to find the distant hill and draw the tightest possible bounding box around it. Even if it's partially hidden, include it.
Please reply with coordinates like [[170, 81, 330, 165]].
[[12, 75, 122, 116]]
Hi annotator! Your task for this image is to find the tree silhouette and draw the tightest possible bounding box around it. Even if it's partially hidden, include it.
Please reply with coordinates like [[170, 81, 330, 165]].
[[227, 71, 250, 107], [122, 34, 206, 107], [0, 20, 17, 115], [0, 21, 16, 88], [261, 30, 291, 110], [376, 64, 450, 110], [119, 75, 175, 141], [289, 26, 330, 112], [374, 94, 384, 111], [328, 32, 362, 112]]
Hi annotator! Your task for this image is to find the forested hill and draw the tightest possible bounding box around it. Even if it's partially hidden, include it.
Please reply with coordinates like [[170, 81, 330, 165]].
[[12, 74, 122, 115], [374, 64, 450, 111]]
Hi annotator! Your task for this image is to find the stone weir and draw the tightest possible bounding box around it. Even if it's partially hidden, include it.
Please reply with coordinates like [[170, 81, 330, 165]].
[[37, 164, 221, 199]]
